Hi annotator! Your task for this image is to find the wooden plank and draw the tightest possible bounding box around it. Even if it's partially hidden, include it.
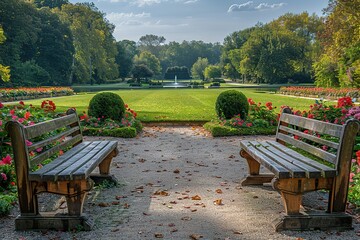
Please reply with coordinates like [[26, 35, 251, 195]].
[[30, 135, 83, 168], [278, 125, 339, 150], [330, 119, 360, 212], [280, 113, 343, 137], [40, 141, 105, 181], [277, 133, 337, 164], [249, 141, 307, 178], [28, 127, 81, 152], [266, 141, 336, 178], [240, 140, 291, 178], [261, 141, 322, 178], [29, 141, 93, 181], [24, 114, 78, 139], [73, 141, 117, 177], [58, 141, 115, 180]]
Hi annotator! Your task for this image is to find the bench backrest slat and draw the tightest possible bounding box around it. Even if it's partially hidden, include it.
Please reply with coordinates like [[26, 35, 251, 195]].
[[279, 113, 343, 138], [27, 126, 80, 152], [24, 114, 79, 139], [278, 125, 339, 150], [277, 108, 360, 168], [277, 132, 337, 164], [30, 134, 83, 168]]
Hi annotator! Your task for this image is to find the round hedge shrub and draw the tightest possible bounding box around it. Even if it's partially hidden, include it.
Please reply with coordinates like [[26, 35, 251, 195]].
[[215, 90, 249, 119], [88, 92, 125, 121]]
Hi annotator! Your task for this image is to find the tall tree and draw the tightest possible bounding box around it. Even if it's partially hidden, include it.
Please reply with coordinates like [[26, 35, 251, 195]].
[[134, 51, 161, 76], [115, 40, 138, 81], [191, 57, 209, 80], [138, 34, 165, 57]]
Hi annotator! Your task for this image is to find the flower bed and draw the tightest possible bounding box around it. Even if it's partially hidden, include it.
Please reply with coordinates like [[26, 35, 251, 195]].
[[279, 86, 360, 100], [0, 87, 74, 102]]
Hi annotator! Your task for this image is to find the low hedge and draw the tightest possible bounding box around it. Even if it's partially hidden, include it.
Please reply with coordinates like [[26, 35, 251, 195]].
[[82, 127, 137, 138], [203, 122, 276, 137]]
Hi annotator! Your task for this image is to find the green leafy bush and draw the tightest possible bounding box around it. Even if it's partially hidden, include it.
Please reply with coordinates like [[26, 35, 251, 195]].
[[215, 90, 249, 119], [204, 122, 276, 137], [88, 92, 125, 121], [82, 127, 137, 138]]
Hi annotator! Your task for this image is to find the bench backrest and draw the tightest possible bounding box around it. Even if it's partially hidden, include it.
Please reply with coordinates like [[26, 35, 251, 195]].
[[277, 107, 360, 171], [5, 109, 83, 181]]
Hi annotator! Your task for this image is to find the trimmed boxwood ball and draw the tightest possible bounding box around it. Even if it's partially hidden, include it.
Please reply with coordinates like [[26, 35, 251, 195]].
[[88, 92, 125, 121], [215, 90, 249, 119]]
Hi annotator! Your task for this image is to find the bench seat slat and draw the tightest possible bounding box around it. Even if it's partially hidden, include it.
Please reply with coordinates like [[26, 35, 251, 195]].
[[277, 133, 337, 164], [57, 141, 116, 181], [278, 125, 339, 150], [29, 141, 93, 181], [72, 141, 117, 178], [40, 141, 107, 181], [25, 114, 78, 139], [267, 141, 336, 178], [240, 140, 291, 178], [280, 113, 343, 137], [246, 141, 307, 178]]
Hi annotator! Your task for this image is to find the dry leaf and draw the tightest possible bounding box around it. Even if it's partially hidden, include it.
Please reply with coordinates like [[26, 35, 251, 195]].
[[191, 195, 202, 200], [98, 202, 109, 207], [168, 223, 176, 227], [181, 216, 192, 221], [233, 230, 242, 234], [173, 169, 180, 174], [190, 234, 203, 240], [123, 203, 130, 209], [154, 233, 164, 238], [170, 228, 178, 233], [213, 199, 223, 205], [190, 209, 197, 212], [111, 201, 120, 205], [215, 189, 223, 194], [154, 190, 170, 196]]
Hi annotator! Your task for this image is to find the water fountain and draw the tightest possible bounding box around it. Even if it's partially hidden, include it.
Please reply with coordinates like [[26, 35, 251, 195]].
[[163, 75, 189, 88]]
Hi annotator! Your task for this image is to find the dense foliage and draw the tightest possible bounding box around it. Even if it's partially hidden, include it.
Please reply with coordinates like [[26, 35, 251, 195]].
[[88, 92, 125, 121], [164, 66, 190, 80], [215, 90, 249, 119], [280, 86, 360, 99]]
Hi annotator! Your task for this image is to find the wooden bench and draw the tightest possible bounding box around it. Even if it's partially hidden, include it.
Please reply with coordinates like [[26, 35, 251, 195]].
[[6, 109, 118, 231], [240, 107, 360, 231]]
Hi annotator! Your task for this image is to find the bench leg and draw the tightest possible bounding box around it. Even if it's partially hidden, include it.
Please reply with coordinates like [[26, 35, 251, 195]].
[[280, 192, 302, 215], [240, 149, 274, 186], [66, 192, 87, 215], [99, 148, 118, 174]]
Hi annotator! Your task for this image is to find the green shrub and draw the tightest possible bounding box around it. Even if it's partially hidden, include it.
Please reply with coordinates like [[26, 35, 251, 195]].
[[203, 122, 276, 137], [0, 194, 17, 216], [88, 92, 125, 121], [82, 127, 137, 138], [215, 90, 249, 119]]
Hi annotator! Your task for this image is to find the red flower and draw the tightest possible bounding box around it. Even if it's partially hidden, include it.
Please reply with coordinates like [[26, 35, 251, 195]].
[[24, 111, 31, 120], [0, 102, 3, 108], [19, 101, 25, 106]]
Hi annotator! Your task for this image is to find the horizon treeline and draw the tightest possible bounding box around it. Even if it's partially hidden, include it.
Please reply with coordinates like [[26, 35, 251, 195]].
[[0, 0, 358, 88]]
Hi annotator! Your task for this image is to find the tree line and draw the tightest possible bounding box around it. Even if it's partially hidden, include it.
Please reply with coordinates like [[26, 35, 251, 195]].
[[0, 0, 358, 88]]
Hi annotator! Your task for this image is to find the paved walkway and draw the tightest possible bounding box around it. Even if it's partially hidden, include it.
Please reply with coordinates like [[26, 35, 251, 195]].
[[1, 127, 359, 239]]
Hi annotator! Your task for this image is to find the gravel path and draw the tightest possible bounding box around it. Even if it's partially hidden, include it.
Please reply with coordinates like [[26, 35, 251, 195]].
[[1, 126, 359, 239]]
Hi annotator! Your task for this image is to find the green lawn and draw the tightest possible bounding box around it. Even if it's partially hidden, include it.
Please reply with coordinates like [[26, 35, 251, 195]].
[[25, 88, 326, 122]]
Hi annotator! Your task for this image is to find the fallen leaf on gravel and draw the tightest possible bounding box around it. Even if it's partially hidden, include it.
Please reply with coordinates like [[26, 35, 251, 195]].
[[215, 189, 223, 194], [143, 212, 151, 216], [154, 190, 170, 196], [253, 196, 259, 199], [184, 206, 191, 209], [233, 230, 242, 234], [213, 199, 223, 205], [111, 228, 120, 232], [194, 203, 206, 208], [170, 228, 178, 233], [191, 195, 202, 200], [190, 209, 197, 212], [115, 195, 126, 200], [168, 223, 176, 227], [229, 155, 236, 158], [154, 233, 164, 238], [123, 203, 130, 209], [170, 201, 177, 204], [181, 216, 192, 221], [220, 182, 228, 186], [190, 234, 203, 239], [138, 158, 146, 163], [173, 169, 180, 174], [98, 202, 110, 207], [111, 201, 120, 205]]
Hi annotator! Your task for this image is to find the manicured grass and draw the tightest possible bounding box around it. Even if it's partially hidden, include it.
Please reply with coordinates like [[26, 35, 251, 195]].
[[24, 88, 324, 122]]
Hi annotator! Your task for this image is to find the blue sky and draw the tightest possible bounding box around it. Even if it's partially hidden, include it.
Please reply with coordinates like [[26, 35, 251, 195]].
[[69, 0, 329, 43]]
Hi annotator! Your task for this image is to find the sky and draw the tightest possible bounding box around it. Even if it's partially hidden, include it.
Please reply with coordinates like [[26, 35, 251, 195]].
[[69, 0, 329, 44]]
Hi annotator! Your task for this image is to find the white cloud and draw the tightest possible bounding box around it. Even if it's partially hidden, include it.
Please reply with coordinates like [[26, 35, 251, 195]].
[[106, 12, 151, 26], [228, 1, 286, 12], [184, 0, 199, 4], [107, 0, 198, 6]]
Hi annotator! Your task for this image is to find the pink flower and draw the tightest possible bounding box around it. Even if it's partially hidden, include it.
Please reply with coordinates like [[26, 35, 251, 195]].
[[1, 155, 12, 165], [0, 120, 2, 126], [246, 123, 253, 127], [350, 172, 355, 182], [0, 102, 3, 108], [25, 140, 32, 146], [36, 148, 43, 153], [322, 145, 328, 151], [1, 173, 7, 181]]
